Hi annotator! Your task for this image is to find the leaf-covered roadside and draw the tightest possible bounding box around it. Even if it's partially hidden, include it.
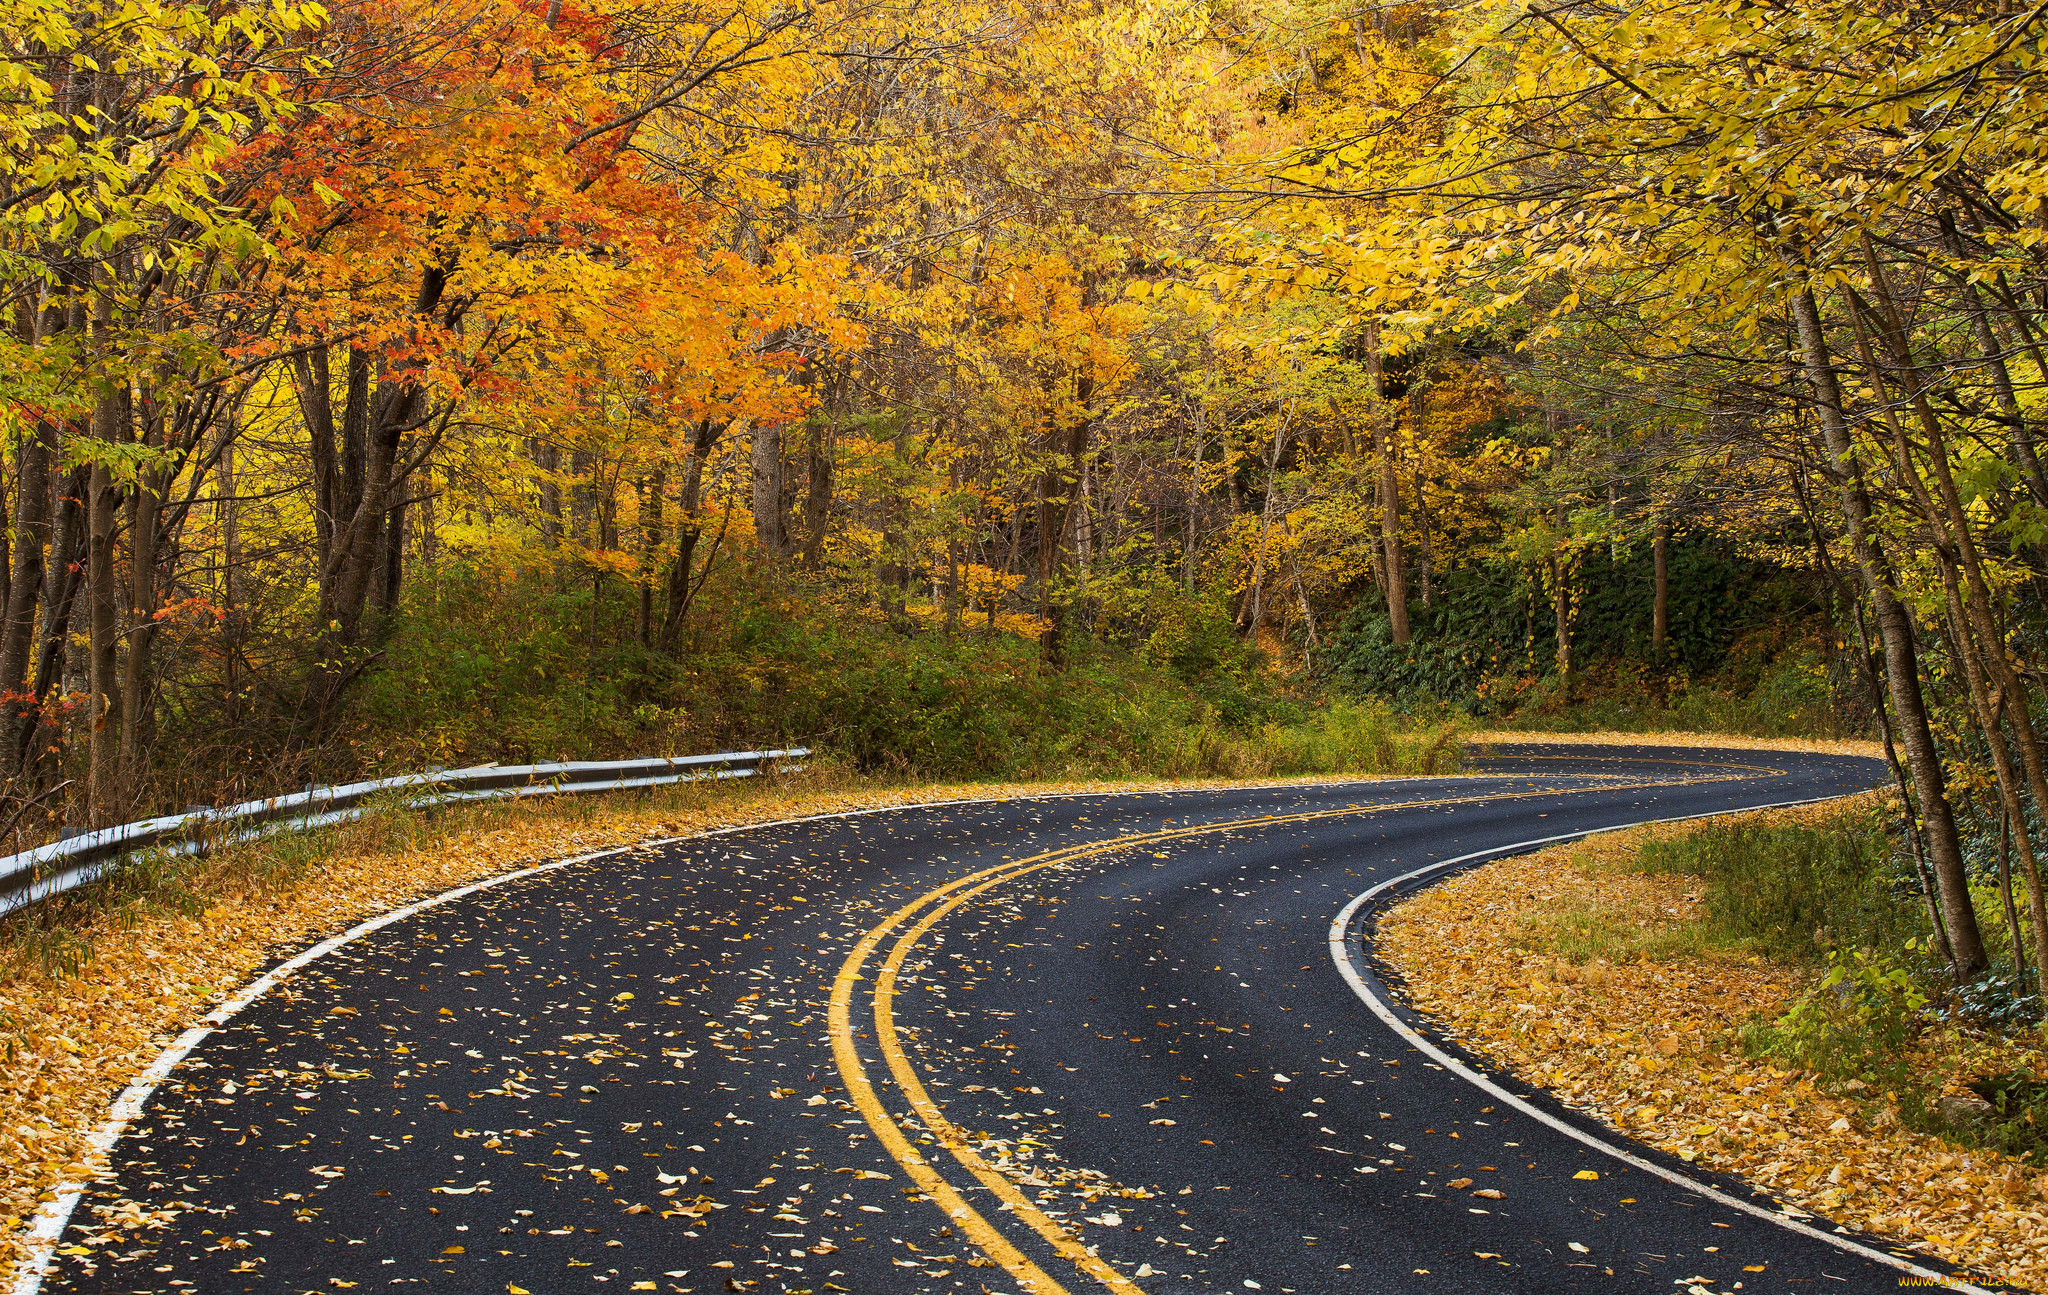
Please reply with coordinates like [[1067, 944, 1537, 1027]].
[[0, 768, 1356, 1280], [1466, 731, 1883, 758], [1380, 803, 2048, 1293]]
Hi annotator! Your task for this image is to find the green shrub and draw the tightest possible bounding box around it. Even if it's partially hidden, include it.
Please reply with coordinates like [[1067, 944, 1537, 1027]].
[[316, 557, 1464, 785], [1741, 943, 1932, 1088], [1632, 813, 1924, 961]]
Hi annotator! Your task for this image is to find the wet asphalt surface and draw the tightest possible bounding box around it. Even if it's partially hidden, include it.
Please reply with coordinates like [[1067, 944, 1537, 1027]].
[[39, 744, 1974, 1295]]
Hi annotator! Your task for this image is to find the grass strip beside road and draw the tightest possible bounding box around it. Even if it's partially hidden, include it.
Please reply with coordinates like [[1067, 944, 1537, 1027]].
[[1380, 799, 2048, 1293]]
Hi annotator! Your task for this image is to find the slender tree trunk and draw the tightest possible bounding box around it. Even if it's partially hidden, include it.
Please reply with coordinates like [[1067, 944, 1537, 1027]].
[[945, 460, 963, 635], [1242, 415, 1290, 638], [118, 465, 161, 802], [797, 424, 834, 566], [569, 447, 594, 542], [535, 439, 562, 544], [86, 457, 120, 825], [1850, 266, 2048, 977], [293, 346, 337, 561], [1999, 803, 2030, 978], [1797, 462, 1960, 967], [220, 435, 240, 723], [1782, 273, 1988, 973], [637, 465, 664, 647], [0, 414, 52, 752], [24, 466, 87, 772], [660, 418, 724, 649], [1412, 466, 1434, 607], [373, 483, 404, 615], [1368, 328, 1408, 643], [1549, 552, 1574, 697], [1185, 392, 1204, 595], [1037, 370, 1094, 667], [1652, 517, 1670, 654], [1933, 548, 2048, 977]]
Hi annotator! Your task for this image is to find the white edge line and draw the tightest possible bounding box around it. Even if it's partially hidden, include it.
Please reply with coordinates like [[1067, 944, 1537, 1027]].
[[5, 767, 1534, 1295], [1326, 792, 1994, 1295]]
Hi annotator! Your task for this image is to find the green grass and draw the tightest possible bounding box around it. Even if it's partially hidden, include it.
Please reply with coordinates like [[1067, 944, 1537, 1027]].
[[1486, 647, 1863, 741], [1631, 813, 1923, 961], [1510, 886, 1726, 966]]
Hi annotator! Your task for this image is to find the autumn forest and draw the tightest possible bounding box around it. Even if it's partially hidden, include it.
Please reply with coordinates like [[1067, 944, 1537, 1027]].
[[1, 0, 2047, 982]]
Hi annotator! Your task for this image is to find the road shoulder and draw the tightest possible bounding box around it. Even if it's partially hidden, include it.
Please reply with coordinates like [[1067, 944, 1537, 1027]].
[[1378, 798, 2048, 1292]]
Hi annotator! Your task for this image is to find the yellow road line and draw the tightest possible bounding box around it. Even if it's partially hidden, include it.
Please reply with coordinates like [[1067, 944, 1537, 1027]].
[[830, 776, 1736, 1294]]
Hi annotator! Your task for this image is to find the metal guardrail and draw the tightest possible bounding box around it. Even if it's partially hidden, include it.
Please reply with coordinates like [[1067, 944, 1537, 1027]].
[[0, 747, 809, 920]]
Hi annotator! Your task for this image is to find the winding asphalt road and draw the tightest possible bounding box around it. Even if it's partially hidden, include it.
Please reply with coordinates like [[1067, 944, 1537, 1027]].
[[25, 744, 1985, 1295]]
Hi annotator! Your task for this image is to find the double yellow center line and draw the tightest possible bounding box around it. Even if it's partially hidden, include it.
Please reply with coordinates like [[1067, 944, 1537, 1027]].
[[826, 777, 1742, 1294]]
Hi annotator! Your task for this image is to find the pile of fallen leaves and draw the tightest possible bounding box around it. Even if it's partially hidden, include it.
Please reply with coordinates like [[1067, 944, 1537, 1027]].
[[1381, 801, 2048, 1291]]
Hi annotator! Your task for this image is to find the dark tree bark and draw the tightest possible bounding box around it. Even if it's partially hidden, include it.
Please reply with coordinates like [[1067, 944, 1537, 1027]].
[[1783, 274, 1988, 974], [1652, 517, 1670, 654], [798, 427, 834, 566], [86, 451, 122, 824], [118, 460, 162, 799], [659, 418, 726, 650], [751, 420, 790, 557], [0, 415, 53, 753], [1368, 327, 1408, 643], [637, 464, 664, 647], [1037, 372, 1093, 667]]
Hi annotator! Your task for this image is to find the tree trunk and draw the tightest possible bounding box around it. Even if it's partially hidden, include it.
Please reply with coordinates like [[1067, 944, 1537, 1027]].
[[0, 415, 52, 752], [659, 418, 725, 649], [1783, 274, 1988, 974], [1549, 552, 1573, 697], [798, 429, 834, 566], [1368, 328, 1408, 643], [535, 439, 562, 544], [1999, 805, 2029, 978], [378, 491, 405, 613], [1850, 266, 2048, 978], [118, 466, 161, 802], [1242, 414, 1290, 637], [220, 435, 240, 723], [86, 455, 121, 825], [1184, 391, 1204, 595], [637, 465, 664, 647], [23, 466, 87, 774], [1409, 383, 1433, 607], [1037, 370, 1094, 667], [1652, 517, 1670, 654], [751, 420, 789, 557]]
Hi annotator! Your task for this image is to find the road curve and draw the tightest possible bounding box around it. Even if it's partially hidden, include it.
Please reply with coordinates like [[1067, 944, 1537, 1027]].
[[25, 745, 1978, 1295]]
